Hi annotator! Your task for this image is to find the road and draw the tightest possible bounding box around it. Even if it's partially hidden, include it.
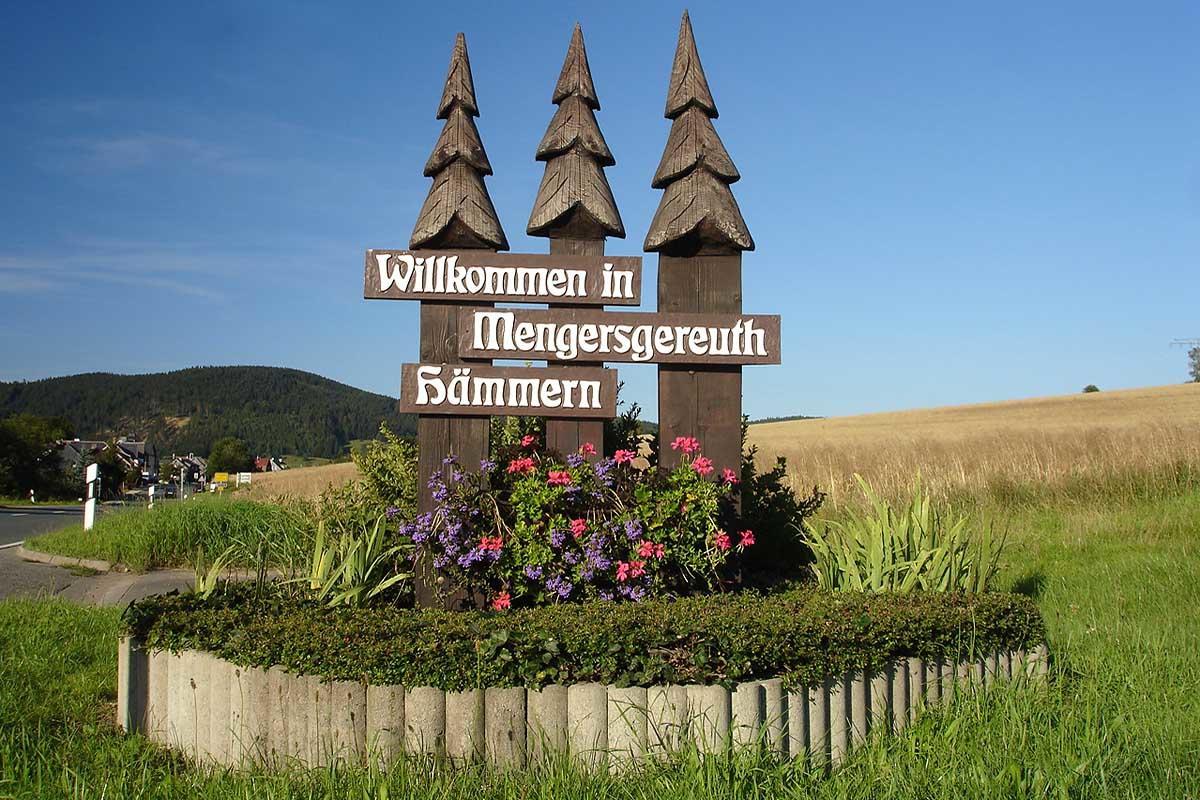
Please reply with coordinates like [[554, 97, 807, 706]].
[[0, 505, 82, 547]]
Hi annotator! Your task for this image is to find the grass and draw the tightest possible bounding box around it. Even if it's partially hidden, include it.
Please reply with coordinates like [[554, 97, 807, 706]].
[[748, 382, 1200, 509], [2, 478, 1198, 798], [23, 495, 313, 573]]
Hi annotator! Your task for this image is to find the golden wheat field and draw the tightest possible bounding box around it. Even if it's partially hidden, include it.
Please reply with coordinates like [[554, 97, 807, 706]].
[[241, 461, 359, 501], [747, 383, 1200, 508]]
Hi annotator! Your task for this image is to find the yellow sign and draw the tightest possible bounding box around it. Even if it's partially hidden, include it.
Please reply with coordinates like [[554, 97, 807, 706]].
[[213, 472, 230, 484]]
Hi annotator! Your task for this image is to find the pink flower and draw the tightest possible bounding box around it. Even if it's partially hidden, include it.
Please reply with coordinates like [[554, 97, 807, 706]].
[[506, 457, 536, 475], [629, 559, 646, 579], [478, 536, 504, 552], [721, 467, 739, 485], [614, 449, 635, 464], [636, 540, 655, 558], [653, 543, 665, 559], [670, 436, 701, 455], [738, 529, 755, 547], [616, 561, 631, 582], [547, 470, 573, 487], [691, 456, 714, 476], [714, 531, 731, 551], [521, 435, 537, 448], [491, 591, 511, 611], [570, 518, 588, 538], [580, 442, 596, 456]]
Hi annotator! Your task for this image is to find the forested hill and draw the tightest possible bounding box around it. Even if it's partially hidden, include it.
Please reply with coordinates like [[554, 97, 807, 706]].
[[0, 367, 414, 458]]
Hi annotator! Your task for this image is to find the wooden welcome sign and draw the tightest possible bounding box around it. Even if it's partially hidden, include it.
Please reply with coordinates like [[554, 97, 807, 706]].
[[363, 14, 769, 607]]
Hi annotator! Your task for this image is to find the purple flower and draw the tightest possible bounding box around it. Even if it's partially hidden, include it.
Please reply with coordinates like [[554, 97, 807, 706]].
[[385, 506, 401, 520], [480, 459, 497, 473], [566, 453, 586, 468], [523, 564, 544, 581], [564, 550, 580, 565], [545, 574, 573, 600], [442, 455, 458, 466], [550, 530, 567, 549], [624, 519, 643, 541], [599, 590, 614, 601], [433, 555, 450, 569]]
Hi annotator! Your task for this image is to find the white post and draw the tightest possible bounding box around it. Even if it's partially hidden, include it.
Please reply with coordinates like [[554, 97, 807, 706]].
[[84, 463, 98, 531], [148, 484, 156, 509], [29, 489, 35, 504]]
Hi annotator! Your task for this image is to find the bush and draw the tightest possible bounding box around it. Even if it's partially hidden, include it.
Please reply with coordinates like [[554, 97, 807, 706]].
[[123, 583, 1045, 690], [805, 475, 1004, 592], [352, 423, 418, 515], [402, 435, 755, 609]]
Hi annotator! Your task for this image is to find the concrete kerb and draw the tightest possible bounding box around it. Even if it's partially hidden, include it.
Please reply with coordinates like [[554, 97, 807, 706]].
[[121, 643, 1048, 771], [17, 545, 115, 573]]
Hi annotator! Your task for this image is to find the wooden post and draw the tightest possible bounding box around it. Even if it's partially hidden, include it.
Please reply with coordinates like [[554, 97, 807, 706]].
[[646, 12, 754, 474], [410, 33, 508, 608], [528, 24, 624, 458]]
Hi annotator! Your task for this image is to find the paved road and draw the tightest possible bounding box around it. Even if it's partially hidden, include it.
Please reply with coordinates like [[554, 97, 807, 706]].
[[0, 505, 194, 606], [0, 505, 81, 546]]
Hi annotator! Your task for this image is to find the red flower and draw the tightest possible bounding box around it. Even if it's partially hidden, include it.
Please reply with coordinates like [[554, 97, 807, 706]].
[[637, 540, 655, 558], [491, 591, 511, 611], [721, 467, 739, 485], [580, 442, 596, 456], [521, 435, 537, 448], [617, 559, 647, 581], [616, 561, 631, 582], [614, 449, 635, 464], [570, 518, 587, 538], [547, 470, 573, 487], [739, 529, 755, 547], [506, 457, 536, 475], [714, 531, 731, 551], [653, 543, 665, 559], [691, 456, 714, 476], [478, 536, 504, 552], [670, 436, 701, 454]]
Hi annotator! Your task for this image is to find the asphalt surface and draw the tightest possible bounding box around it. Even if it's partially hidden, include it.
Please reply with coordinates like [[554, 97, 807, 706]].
[[0, 505, 82, 546], [0, 505, 194, 606]]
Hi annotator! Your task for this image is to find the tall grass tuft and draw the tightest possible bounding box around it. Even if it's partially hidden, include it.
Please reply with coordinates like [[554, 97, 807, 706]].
[[806, 475, 1003, 592]]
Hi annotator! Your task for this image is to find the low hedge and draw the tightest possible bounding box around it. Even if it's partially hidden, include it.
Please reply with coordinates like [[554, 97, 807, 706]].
[[122, 585, 1045, 691]]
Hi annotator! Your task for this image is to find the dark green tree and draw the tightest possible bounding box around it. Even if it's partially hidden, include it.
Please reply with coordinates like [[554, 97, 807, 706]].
[[1189, 347, 1200, 383], [207, 437, 252, 474], [0, 413, 74, 498], [1082, 384, 1100, 393]]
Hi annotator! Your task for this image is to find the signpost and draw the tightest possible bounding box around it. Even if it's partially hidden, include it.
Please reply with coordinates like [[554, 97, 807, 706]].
[[364, 15, 779, 608], [83, 463, 98, 531]]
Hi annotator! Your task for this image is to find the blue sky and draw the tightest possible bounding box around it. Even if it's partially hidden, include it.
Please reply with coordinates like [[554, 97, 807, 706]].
[[1, 0, 1197, 420]]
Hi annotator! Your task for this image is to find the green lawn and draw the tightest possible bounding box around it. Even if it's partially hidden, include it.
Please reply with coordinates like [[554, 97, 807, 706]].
[[1, 488, 1198, 798]]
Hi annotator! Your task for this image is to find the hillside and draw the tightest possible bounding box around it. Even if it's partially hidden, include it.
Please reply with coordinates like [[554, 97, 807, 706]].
[[747, 383, 1200, 507], [0, 367, 415, 459]]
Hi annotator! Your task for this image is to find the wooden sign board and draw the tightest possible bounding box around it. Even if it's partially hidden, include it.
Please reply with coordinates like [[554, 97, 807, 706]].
[[365, 250, 642, 306], [456, 308, 781, 365], [400, 363, 617, 417]]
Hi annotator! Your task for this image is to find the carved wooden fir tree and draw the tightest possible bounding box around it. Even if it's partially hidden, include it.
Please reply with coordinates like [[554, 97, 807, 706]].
[[412, 33, 506, 609], [647, 12, 753, 474], [528, 24, 623, 458]]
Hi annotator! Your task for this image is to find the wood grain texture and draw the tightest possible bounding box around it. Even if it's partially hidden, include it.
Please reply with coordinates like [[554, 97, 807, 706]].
[[545, 237, 605, 458], [528, 24, 623, 239], [645, 12, 752, 255], [657, 254, 743, 474], [413, 33, 508, 251], [363, 250, 642, 305], [663, 12, 717, 119]]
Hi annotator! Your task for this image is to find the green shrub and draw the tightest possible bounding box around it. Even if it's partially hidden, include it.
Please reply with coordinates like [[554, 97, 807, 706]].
[[123, 583, 1044, 690], [805, 475, 1004, 593], [352, 422, 418, 515]]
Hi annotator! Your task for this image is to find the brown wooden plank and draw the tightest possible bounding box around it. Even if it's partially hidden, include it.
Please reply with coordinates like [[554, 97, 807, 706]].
[[364, 250, 641, 305], [545, 237, 606, 456], [657, 254, 743, 474], [400, 363, 617, 417], [456, 307, 779, 365]]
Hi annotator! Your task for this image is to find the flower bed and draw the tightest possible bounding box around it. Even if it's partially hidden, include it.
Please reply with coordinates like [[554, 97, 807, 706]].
[[123, 584, 1044, 691]]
